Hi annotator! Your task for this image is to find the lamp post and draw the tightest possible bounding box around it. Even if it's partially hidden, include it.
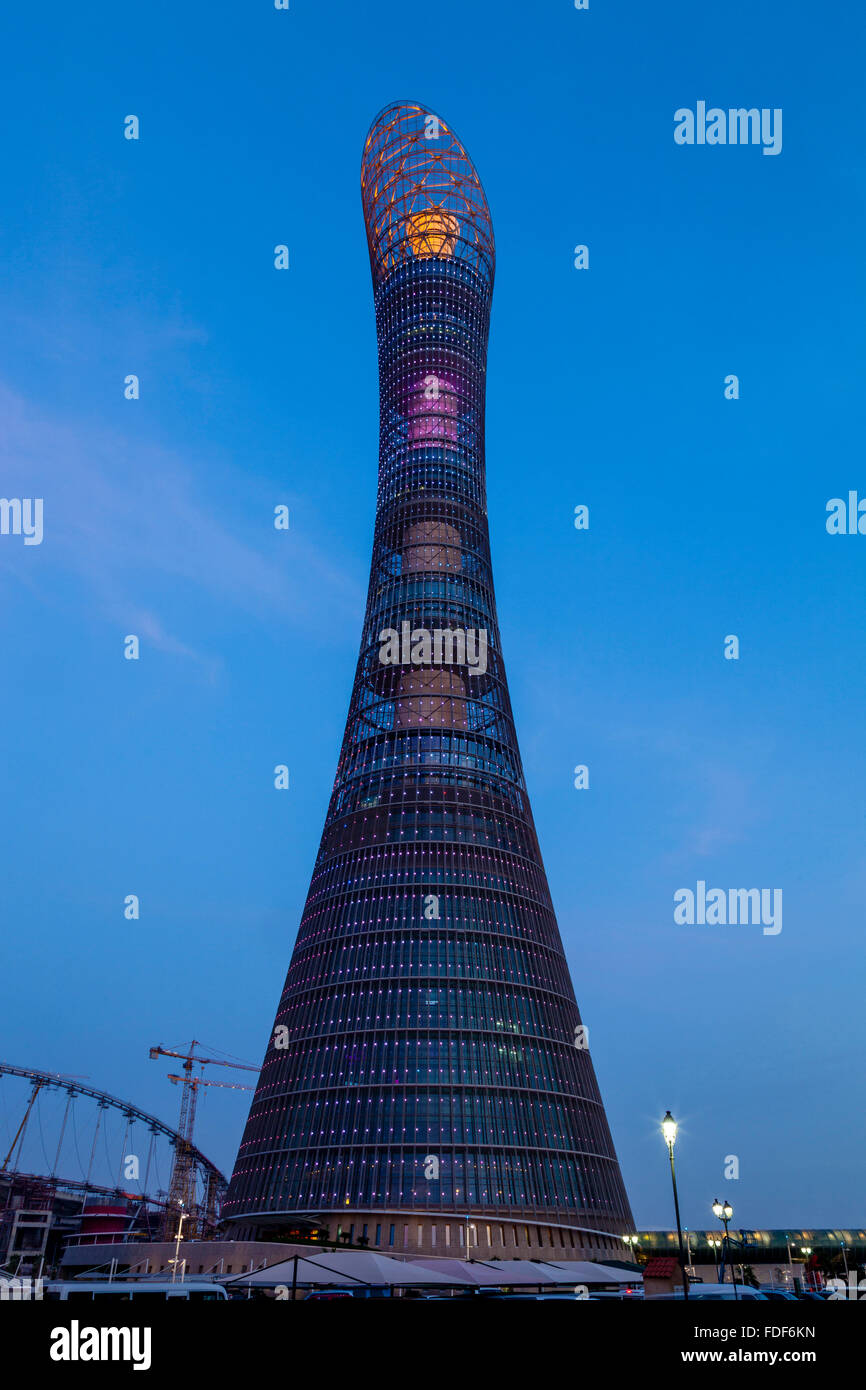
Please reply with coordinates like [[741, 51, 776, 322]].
[[801, 1246, 813, 1292], [712, 1199, 738, 1301], [623, 1234, 639, 1264], [661, 1112, 689, 1300], [707, 1235, 722, 1280], [464, 1214, 476, 1256], [170, 1204, 187, 1285], [785, 1233, 795, 1290]]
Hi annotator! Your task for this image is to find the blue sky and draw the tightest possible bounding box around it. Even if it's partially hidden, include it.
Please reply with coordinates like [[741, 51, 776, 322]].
[[1, 0, 864, 1231]]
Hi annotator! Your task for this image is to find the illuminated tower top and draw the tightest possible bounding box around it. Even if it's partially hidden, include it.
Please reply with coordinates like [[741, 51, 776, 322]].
[[360, 100, 495, 290]]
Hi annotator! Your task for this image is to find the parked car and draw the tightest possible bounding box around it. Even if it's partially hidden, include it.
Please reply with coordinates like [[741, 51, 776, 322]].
[[495, 1290, 595, 1300], [759, 1288, 798, 1302], [425, 1289, 510, 1300], [589, 1288, 644, 1300], [647, 1282, 767, 1301]]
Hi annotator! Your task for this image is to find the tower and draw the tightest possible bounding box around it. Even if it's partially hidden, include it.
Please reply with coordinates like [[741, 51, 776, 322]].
[[223, 101, 633, 1260]]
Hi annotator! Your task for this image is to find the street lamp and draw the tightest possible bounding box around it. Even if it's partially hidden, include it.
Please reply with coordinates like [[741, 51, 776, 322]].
[[464, 1215, 476, 1255], [661, 1112, 689, 1300], [707, 1235, 722, 1280], [623, 1234, 640, 1262], [170, 1204, 187, 1285], [712, 1199, 738, 1301], [801, 1247, 813, 1292]]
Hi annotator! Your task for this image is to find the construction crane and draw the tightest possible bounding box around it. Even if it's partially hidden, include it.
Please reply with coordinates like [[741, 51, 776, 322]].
[[149, 1041, 258, 1238]]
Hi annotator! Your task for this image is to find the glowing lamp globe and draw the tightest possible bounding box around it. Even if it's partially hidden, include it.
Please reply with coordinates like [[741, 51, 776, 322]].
[[405, 208, 460, 258]]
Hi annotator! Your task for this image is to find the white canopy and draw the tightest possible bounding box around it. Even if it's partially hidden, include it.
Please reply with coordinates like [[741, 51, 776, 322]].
[[539, 1260, 643, 1284], [224, 1251, 642, 1291], [224, 1250, 463, 1288], [403, 1257, 566, 1286], [405, 1256, 641, 1287]]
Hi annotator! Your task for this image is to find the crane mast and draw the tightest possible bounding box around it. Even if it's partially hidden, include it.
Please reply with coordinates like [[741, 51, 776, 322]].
[[149, 1040, 258, 1239]]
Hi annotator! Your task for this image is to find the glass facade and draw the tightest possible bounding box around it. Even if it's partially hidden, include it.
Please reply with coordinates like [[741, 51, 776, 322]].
[[223, 101, 633, 1241]]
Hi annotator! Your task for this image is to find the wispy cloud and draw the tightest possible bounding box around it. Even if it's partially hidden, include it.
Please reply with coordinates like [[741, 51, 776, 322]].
[[0, 381, 364, 662]]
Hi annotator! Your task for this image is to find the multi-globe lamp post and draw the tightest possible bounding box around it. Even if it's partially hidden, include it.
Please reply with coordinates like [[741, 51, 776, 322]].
[[712, 1198, 739, 1300], [707, 1234, 723, 1279], [661, 1111, 689, 1300]]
